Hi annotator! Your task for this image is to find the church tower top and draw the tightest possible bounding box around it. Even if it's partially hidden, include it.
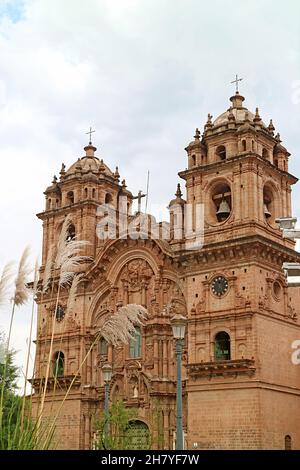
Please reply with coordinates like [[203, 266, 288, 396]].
[[229, 91, 245, 108], [83, 143, 97, 158]]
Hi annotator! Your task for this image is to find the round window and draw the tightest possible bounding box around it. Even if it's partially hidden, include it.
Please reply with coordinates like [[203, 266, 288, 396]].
[[273, 281, 282, 300], [56, 305, 65, 322]]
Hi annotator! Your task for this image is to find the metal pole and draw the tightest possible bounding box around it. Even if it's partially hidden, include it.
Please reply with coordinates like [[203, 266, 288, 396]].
[[175, 339, 184, 450], [104, 382, 109, 443]]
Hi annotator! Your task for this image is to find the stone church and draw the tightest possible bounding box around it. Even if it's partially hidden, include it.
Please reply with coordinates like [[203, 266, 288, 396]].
[[33, 90, 300, 450]]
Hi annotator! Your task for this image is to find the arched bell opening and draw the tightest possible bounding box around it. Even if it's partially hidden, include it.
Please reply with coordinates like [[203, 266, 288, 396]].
[[53, 351, 65, 377], [66, 191, 74, 205], [211, 182, 232, 223], [66, 223, 76, 242], [262, 148, 269, 160], [214, 331, 231, 361], [216, 145, 226, 161], [263, 185, 275, 222]]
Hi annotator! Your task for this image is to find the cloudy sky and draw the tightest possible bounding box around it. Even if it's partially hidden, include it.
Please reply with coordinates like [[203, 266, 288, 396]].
[[0, 0, 300, 386]]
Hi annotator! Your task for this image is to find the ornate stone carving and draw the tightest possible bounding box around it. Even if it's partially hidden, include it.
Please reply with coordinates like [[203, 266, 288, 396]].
[[196, 299, 205, 314], [113, 346, 124, 368], [66, 315, 80, 331], [287, 304, 297, 320], [145, 342, 154, 368], [121, 259, 153, 291]]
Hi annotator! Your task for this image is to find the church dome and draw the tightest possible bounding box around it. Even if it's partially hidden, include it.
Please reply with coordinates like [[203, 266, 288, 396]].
[[64, 144, 114, 178], [213, 92, 267, 129]]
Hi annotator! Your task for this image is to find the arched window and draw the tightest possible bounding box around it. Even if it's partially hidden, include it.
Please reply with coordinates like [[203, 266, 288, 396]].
[[84, 188, 88, 198], [285, 435, 292, 450], [214, 332, 231, 361], [66, 191, 74, 205], [242, 140, 246, 152], [252, 140, 255, 151], [53, 351, 64, 377], [99, 337, 108, 355], [262, 148, 269, 159], [66, 223, 76, 242], [191, 155, 196, 166], [92, 188, 96, 198], [47, 199, 51, 210], [105, 193, 113, 204], [216, 145, 226, 161], [129, 327, 142, 358]]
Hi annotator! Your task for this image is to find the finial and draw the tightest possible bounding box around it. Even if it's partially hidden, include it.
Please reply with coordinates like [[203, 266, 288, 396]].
[[268, 119, 275, 135], [275, 133, 282, 143], [52, 175, 58, 184], [254, 107, 261, 121], [204, 113, 213, 134], [175, 183, 182, 199], [121, 179, 127, 189], [114, 166, 120, 181], [205, 113, 213, 128], [60, 163, 66, 176], [99, 159, 105, 173], [194, 128, 201, 140]]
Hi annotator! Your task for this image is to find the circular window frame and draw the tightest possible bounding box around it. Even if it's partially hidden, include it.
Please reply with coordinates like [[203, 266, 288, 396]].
[[272, 280, 282, 301], [55, 304, 65, 322]]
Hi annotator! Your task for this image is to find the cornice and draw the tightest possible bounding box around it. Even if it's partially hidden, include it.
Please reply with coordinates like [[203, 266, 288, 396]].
[[178, 152, 297, 184]]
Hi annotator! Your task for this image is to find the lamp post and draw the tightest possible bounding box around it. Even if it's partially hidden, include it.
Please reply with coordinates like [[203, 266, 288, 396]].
[[102, 363, 112, 444], [170, 313, 187, 451]]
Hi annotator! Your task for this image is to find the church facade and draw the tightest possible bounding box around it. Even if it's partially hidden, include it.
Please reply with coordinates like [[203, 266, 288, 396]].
[[33, 91, 300, 450]]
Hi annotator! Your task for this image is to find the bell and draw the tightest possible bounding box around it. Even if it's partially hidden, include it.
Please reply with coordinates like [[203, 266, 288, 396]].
[[264, 204, 271, 218], [216, 199, 230, 221]]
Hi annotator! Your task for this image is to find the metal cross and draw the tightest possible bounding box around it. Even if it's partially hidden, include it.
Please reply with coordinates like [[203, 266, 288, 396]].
[[86, 127, 95, 144], [132, 190, 146, 213], [231, 74, 243, 93]]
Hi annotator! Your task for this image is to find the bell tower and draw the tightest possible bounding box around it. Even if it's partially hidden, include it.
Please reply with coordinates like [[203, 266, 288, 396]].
[[181, 91, 295, 250], [40, 140, 133, 264], [179, 92, 300, 449]]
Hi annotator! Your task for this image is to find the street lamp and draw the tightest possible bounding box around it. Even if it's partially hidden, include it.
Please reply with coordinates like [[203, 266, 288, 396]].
[[170, 313, 187, 451], [102, 363, 112, 444]]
